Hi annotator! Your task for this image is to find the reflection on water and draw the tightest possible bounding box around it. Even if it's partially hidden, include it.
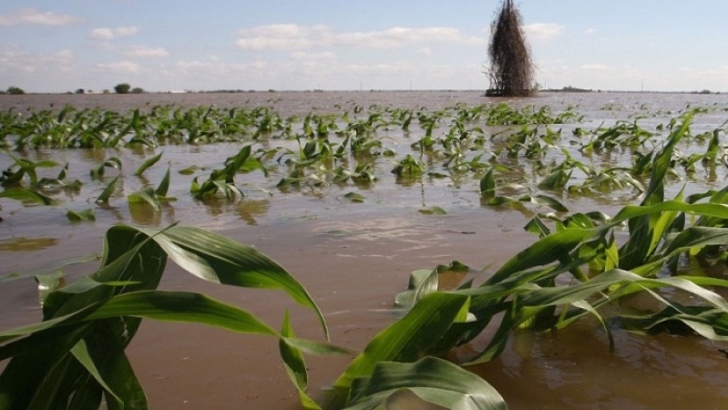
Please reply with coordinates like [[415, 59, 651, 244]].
[[2, 91, 728, 409], [236, 199, 270, 225], [0, 237, 57, 252], [128, 202, 163, 226], [80, 147, 107, 163]]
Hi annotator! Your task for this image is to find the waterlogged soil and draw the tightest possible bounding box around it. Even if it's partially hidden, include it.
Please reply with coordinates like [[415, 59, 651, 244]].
[[2, 91, 728, 409]]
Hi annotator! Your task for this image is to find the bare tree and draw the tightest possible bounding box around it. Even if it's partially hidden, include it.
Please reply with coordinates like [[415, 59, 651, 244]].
[[486, 0, 534, 96]]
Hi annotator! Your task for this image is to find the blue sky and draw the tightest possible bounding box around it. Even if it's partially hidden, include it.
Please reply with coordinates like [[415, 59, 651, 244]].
[[1, 1, 727, 93]]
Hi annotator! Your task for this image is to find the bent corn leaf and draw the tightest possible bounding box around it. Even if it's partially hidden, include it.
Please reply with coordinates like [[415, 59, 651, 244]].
[[334, 292, 470, 389], [346, 357, 507, 410], [140, 225, 329, 339], [133, 152, 163, 176]]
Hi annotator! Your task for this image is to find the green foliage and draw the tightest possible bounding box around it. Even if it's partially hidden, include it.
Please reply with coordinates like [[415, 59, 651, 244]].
[[392, 154, 425, 178], [5, 100, 728, 409], [1, 154, 59, 187], [66, 208, 95, 222], [334, 292, 471, 390], [95, 176, 119, 204], [344, 192, 366, 203], [297, 113, 728, 409], [133, 152, 163, 176], [347, 358, 507, 410], [419, 205, 447, 215], [0, 224, 327, 409], [113, 83, 131, 94], [128, 165, 175, 211], [90, 157, 122, 180], [6, 86, 25, 95], [191, 145, 264, 200], [0, 187, 58, 205]]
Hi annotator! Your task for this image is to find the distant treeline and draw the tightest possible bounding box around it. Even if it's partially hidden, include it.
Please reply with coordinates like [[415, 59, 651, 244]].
[[544, 86, 594, 93]]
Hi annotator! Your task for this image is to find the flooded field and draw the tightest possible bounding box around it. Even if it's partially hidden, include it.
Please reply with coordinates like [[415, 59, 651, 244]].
[[2, 91, 728, 409]]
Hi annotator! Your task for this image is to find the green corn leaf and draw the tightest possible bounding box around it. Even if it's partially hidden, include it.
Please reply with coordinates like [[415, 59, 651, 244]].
[[90, 157, 122, 180], [612, 201, 728, 225], [419, 206, 447, 215], [35, 270, 65, 304], [0, 291, 278, 347], [87, 290, 278, 336], [70, 338, 124, 409], [622, 305, 728, 341], [155, 167, 171, 197], [394, 269, 439, 309], [128, 187, 161, 212], [538, 168, 571, 190], [345, 192, 366, 203], [0, 325, 92, 409], [95, 176, 119, 204], [479, 168, 496, 197], [279, 311, 322, 410], [280, 337, 352, 357], [662, 226, 728, 257], [66, 208, 95, 222], [133, 151, 163, 176], [346, 357, 507, 410], [73, 322, 147, 410], [487, 228, 593, 285], [334, 292, 470, 389], [643, 112, 693, 205], [520, 195, 568, 212], [139, 225, 329, 339], [0, 188, 58, 205]]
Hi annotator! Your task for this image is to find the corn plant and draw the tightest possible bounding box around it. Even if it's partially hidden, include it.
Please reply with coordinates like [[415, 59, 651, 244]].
[[191, 145, 265, 200], [276, 112, 728, 409], [4, 100, 728, 409], [0, 224, 328, 409]]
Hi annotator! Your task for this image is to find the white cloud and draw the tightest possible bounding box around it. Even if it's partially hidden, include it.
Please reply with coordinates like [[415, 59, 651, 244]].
[[523, 23, 565, 41], [0, 8, 85, 26], [169, 60, 283, 91], [580, 64, 608, 70], [236, 24, 485, 51], [88, 26, 139, 40], [333, 27, 484, 49], [290, 51, 337, 60], [417, 47, 434, 57], [0, 47, 75, 73], [114, 26, 139, 37], [584, 28, 599, 35], [125, 46, 169, 58], [236, 24, 323, 50], [237, 37, 311, 50], [89, 29, 115, 40], [97, 61, 140, 73]]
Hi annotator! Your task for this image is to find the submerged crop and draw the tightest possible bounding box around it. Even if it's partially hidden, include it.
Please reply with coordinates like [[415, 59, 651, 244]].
[[3, 97, 728, 408]]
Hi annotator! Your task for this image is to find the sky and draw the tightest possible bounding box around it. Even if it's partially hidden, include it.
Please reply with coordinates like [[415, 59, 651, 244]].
[[1, 1, 728, 93]]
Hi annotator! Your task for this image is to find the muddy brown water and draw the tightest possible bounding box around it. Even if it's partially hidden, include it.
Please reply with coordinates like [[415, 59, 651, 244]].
[[2, 91, 728, 409]]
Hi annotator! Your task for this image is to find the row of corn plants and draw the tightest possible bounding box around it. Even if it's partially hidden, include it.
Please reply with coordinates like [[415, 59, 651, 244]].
[[0, 102, 581, 149], [277, 111, 728, 409], [3, 107, 726, 222]]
